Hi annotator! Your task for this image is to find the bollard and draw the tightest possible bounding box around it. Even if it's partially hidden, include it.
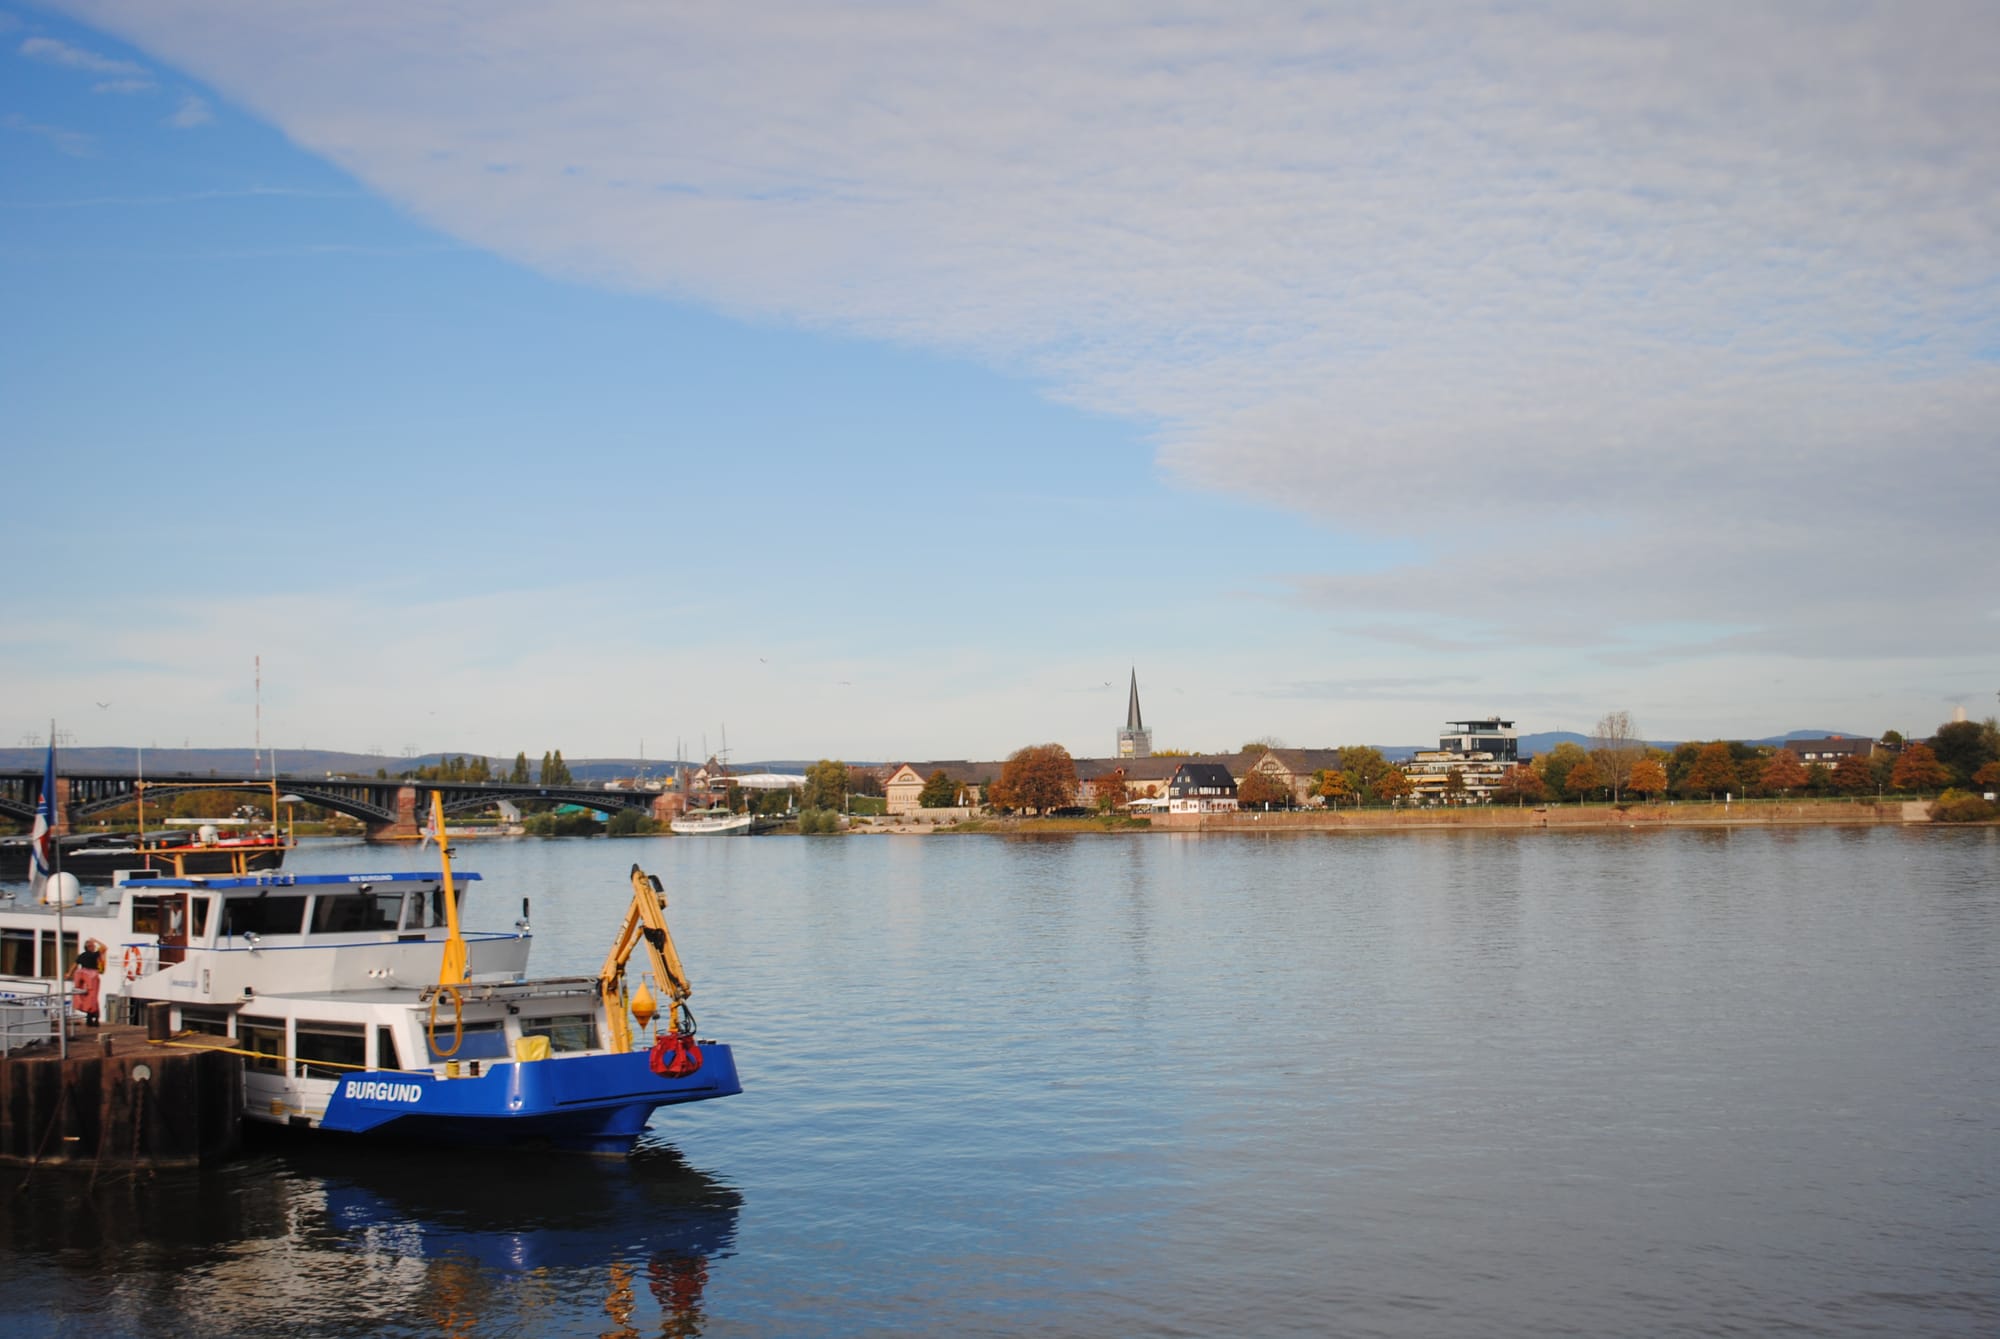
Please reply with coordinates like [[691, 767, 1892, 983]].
[[100, 1033, 114, 1057], [145, 1001, 171, 1042]]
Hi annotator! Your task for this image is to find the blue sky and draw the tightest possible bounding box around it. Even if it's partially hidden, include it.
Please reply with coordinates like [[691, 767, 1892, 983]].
[[3, 3, 1995, 761]]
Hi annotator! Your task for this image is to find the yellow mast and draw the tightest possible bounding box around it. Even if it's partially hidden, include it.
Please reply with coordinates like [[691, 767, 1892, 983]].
[[432, 790, 469, 985]]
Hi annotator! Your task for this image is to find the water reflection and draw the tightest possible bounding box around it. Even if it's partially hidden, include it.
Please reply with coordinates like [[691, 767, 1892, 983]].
[[1, 1135, 740, 1338]]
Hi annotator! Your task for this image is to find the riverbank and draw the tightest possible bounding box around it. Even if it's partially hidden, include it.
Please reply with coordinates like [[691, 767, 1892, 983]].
[[895, 798, 1929, 835]]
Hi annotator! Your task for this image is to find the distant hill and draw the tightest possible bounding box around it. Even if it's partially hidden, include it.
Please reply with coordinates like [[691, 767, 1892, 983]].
[[0, 731, 1881, 778]]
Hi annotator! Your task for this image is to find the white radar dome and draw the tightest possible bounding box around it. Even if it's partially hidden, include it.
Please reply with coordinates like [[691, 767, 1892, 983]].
[[41, 871, 81, 907]]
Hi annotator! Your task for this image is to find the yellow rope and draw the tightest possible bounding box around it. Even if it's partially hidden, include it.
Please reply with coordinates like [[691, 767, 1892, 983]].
[[145, 1034, 435, 1076]]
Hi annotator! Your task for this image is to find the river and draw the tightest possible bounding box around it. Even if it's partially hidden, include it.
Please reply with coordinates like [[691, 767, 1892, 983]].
[[3, 826, 1996, 1337]]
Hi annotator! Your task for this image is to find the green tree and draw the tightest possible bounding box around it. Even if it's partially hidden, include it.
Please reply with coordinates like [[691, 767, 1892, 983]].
[[1761, 749, 1808, 796], [1931, 719, 2000, 786], [918, 770, 959, 809], [1679, 742, 1740, 799], [509, 752, 530, 783], [1536, 741, 1589, 797], [993, 744, 1079, 814], [1336, 746, 1391, 801], [803, 759, 847, 812], [1891, 742, 1951, 793]]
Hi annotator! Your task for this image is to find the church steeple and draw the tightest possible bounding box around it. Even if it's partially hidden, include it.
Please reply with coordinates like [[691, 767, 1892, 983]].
[[1118, 668, 1152, 758]]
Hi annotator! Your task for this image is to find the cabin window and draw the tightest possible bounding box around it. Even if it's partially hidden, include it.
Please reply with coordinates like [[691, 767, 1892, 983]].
[[0, 929, 33, 977], [309, 892, 402, 935], [296, 1021, 366, 1080], [189, 896, 213, 939], [179, 1006, 231, 1037], [37, 931, 79, 979], [220, 896, 307, 939], [411, 885, 466, 929], [239, 1017, 286, 1074], [375, 1026, 403, 1071], [130, 896, 168, 937], [427, 1019, 509, 1061], [520, 1013, 599, 1054]]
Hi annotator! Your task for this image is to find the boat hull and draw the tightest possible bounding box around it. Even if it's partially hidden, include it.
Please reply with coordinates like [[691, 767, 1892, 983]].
[[299, 1044, 742, 1156]]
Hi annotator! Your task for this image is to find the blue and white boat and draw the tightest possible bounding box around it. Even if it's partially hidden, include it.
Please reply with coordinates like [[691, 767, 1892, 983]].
[[87, 824, 742, 1155]]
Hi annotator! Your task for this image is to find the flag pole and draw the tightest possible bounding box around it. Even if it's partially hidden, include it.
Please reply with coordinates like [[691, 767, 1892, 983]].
[[50, 719, 68, 1060]]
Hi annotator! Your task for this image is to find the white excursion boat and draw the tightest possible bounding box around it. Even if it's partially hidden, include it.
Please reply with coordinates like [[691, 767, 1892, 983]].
[[669, 807, 756, 836], [0, 797, 740, 1154]]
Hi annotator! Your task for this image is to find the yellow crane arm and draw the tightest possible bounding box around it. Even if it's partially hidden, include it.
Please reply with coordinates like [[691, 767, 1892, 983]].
[[599, 864, 693, 1053]]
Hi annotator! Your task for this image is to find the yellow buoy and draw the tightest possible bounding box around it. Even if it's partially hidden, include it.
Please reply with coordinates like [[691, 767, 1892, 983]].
[[630, 979, 658, 1027]]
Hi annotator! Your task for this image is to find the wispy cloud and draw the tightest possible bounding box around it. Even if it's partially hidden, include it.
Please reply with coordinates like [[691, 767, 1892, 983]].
[[165, 91, 210, 127], [2, 110, 91, 156], [40, 2, 2000, 688], [92, 76, 154, 93], [20, 33, 144, 76]]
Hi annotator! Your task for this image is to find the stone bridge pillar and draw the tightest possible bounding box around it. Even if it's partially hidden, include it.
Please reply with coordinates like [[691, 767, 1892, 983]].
[[365, 785, 425, 842]]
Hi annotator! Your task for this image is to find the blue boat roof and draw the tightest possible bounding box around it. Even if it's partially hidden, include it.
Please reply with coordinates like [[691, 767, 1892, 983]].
[[131, 871, 481, 890]]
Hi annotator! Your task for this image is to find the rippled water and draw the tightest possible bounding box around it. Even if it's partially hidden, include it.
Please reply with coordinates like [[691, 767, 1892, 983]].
[[4, 826, 1996, 1337]]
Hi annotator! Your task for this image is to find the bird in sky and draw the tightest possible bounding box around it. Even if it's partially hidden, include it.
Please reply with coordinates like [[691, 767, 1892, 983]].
[[96, 701, 111, 709]]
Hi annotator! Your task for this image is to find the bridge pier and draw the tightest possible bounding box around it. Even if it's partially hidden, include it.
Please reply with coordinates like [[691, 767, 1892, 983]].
[[364, 786, 425, 842]]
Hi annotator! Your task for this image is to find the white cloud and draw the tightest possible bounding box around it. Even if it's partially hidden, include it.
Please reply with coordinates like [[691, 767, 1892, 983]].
[[2, 110, 91, 156], [165, 91, 210, 126], [92, 76, 153, 93], [45, 2, 2000, 696], [20, 33, 144, 75]]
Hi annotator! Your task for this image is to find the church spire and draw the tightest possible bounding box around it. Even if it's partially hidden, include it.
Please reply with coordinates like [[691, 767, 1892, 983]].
[[1118, 669, 1152, 758]]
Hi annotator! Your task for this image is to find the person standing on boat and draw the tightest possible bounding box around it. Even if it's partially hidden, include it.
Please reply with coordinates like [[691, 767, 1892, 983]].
[[71, 939, 104, 1028]]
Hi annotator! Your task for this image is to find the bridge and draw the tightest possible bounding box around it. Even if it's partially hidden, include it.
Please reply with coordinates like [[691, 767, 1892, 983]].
[[0, 771, 671, 842]]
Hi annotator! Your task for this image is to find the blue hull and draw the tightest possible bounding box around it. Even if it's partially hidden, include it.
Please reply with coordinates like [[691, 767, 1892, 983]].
[[314, 1044, 741, 1155]]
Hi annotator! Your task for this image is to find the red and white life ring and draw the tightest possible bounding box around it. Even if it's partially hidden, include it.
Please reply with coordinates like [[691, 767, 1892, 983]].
[[123, 945, 145, 982]]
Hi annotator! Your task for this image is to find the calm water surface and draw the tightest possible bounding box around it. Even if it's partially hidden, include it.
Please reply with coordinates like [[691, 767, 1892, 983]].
[[3, 826, 1996, 1337]]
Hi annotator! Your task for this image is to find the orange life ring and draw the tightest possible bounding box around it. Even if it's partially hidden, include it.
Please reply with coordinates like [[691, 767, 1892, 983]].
[[122, 945, 144, 982]]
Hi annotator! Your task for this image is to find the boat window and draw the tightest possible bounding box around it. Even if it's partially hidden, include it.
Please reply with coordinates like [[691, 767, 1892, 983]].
[[130, 896, 167, 937], [188, 896, 212, 939], [308, 892, 402, 935], [38, 931, 79, 979], [239, 1017, 286, 1074], [0, 929, 32, 977], [414, 885, 467, 929], [221, 895, 308, 939], [179, 1006, 230, 1037], [375, 1025, 403, 1071], [427, 1019, 509, 1061], [519, 1013, 599, 1054], [296, 1021, 366, 1080]]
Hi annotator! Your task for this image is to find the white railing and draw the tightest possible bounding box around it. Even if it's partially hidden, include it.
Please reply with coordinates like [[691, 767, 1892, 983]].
[[0, 984, 68, 1053]]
